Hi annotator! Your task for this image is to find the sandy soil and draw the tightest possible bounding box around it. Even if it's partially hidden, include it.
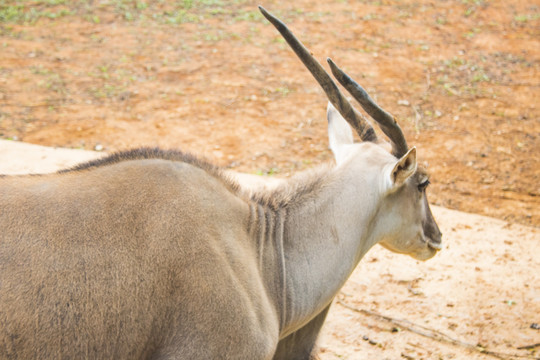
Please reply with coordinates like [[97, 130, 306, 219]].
[[1, 0, 539, 358], [320, 206, 539, 360], [0, 140, 539, 359]]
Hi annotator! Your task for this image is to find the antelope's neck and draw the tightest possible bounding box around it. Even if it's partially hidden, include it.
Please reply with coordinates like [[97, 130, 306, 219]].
[[247, 203, 288, 332], [250, 170, 382, 339]]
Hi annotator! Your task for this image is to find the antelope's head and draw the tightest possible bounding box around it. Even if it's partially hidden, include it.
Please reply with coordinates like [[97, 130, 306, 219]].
[[260, 6, 442, 260]]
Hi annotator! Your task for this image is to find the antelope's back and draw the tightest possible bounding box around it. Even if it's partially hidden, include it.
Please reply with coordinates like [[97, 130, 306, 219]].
[[0, 158, 267, 358]]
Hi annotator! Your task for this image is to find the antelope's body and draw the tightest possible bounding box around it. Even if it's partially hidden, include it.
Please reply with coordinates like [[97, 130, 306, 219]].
[[0, 7, 441, 359], [1, 151, 280, 358]]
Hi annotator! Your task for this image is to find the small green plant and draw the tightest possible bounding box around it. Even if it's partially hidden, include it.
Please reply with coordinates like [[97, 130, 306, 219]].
[[514, 13, 540, 23], [256, 167, 279, 176], [234, 9, 263, 22], [471, 69, 490, 83], [182, 0, 193, 10], [0, 1, 73, 24], [464, 7, 475, 17], [0, 4, 24, 23], [274, 86, 292, 97], [444, 57, 466, 68], [436, 16, 446, 25]]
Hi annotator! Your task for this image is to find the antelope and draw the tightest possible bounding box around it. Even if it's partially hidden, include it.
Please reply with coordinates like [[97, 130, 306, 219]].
[[0, 6, 442, 359]]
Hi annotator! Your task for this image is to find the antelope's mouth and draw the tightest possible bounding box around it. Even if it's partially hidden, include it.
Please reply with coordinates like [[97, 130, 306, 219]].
[[420, 233, 442, 251], [427, 240, 442, 251]]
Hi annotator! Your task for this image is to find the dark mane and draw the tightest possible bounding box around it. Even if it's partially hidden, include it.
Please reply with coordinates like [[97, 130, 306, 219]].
[[59, 147, 331, 211], [59, 147, 220, 175], [59, 147, 240, 193]]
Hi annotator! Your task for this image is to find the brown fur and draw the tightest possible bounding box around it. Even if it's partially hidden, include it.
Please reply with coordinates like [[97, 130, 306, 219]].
[[1, 153, 281, 359]]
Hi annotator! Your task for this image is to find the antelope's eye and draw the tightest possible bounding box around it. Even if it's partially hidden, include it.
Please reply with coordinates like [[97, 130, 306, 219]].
[[418, 179, 430, 191]]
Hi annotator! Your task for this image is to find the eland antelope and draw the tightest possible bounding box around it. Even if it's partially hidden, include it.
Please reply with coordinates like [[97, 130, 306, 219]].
[[0, 6, 442, 359]]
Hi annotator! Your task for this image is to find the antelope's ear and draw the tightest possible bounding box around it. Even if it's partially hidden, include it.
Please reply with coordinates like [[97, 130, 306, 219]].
[[391, 147, 417, 186], [327, 102, 354, 165]]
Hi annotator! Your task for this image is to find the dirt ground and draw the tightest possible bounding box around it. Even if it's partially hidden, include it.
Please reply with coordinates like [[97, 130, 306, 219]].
[[1, 0, 539, 358]]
